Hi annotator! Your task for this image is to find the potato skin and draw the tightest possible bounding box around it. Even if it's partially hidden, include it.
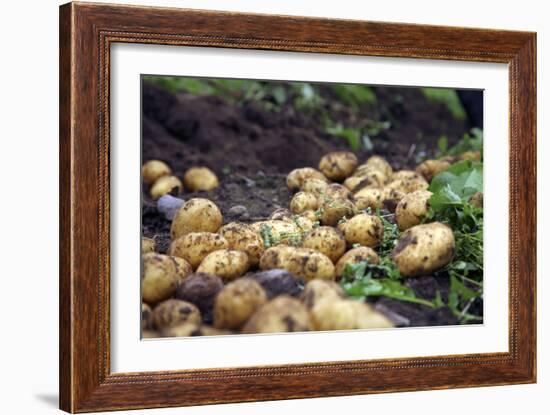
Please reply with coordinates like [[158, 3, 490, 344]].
[[338, 213, 383, 248], [175, 273, 223, 319], [218, 222, 265, 267], [142, 303, 153, 330], [319, 198, 356, 226], [141, 253, 178, 304], [460, 150, 481, 161], [354, 188, 383, 210], [392, 222, 455, 277], [286, 167, 328, 191], [300, 178, 329, 196], [269, 208, 293, 221], [250, 220, 301, 247], [346, 168, 387, 190], [302, 226, 346, 263], [152, 299, 201, 329], [469, 191, 483, 208], [170, 232, 229, 269], [415, 159, 451, 182], [323, 183, 353, 201], [161, 322, 200, 337], [259, 246, 335, 281], [142, 160, 171, 185], [386, 177, 429, 194], [150, 175, 183, 200], [380, 187, 406, 212], [171, 198, 223, 239], [172, 256, 193, 283], [213, 279, 267, 330], [395, 190, 433, 231], [197, 249, 250, 281], [319, 151, 358, 181], [290, 191, 319, 214], [311, 299, 393, 331], [335, 246, 380, 277], [242, 296, 312, 334], [364, 155, 393, 178], [142, 237, 156, 254], [183, 167, 219, 192], [300, 279, 344, 308]]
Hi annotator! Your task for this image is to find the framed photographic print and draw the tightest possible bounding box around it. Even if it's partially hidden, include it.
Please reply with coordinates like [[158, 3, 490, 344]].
[[59, 2, 536, 412]]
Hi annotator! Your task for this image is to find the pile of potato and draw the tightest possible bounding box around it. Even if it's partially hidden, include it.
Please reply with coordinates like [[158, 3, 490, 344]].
[[142, 150, 480, 337]]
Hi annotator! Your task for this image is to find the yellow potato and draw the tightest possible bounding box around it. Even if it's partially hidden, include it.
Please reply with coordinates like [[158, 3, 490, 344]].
[[269, 208, 293, 220], [354, 188, 383, 210], [150, 175, 183, 200], [460, 150, 481, 161], [319, 198, 356, 226], [299, 210, 319, 223], [302, 226, 346, 263], [142, 303, 153, 330], [197, 249, 250, 281], [335, 246, 380, 277], [469, 191, 483, 208], [395, 190, 433, 231], [242, 296, 312, 334], [172, 256, 193, 283], [318, 151, 358, 181], [218, 222, 265, 267], [338, 213, 383, 248], [213, 279, 267, 330], [392, 222, 455, 277], [250, 220, 302, 247], [386, 177, 428, 194], [300, 279, 345, 308], [415, 159, 451, 181], [363, 155, 393, 177], [323, 183, 353, 201], [380, 187, 406, 212], [152, 299, 201, 329], [300, 178, 329, 196], [169, 232, 229, 269], [142, 237, 156, 254], [290, 191, 319, 214], [142, 160, 171, 185], [161, 322, 200, 337], [286, 167, 328, 191], [183, 167, 219, 191], [311, 299, 394, 331], [171, 198, 223, 239], [259, 246, 335, 281], [392, 170, 424, 181], [141, 253, 178, 304]]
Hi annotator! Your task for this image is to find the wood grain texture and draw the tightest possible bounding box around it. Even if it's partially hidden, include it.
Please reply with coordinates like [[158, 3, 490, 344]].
[[59, 2, 537, 412]]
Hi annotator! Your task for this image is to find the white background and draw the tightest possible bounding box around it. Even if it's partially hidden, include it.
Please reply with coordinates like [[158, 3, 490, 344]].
[[0, 0, 547, 414]]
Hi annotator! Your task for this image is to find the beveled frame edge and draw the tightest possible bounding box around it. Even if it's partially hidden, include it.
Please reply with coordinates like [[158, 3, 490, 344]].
[[59, 2, 536, 412]]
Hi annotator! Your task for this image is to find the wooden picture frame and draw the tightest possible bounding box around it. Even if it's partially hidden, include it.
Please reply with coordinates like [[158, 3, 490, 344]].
[[59, 2, 536, 412]]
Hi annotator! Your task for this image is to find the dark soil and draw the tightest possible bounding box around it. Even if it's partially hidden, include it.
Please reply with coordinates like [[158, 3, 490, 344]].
[[141, 80, 480, 328]]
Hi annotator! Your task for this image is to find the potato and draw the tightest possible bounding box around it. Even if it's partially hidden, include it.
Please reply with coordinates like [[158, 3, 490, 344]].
[[242, 296, 312, 334], [392, 222, 455, 277], [286, 167, 328, 191], [218, 222, 265, 267], [299, 210, 319, 223], [300, 279, 344, 308], [213, 278, 267, 330], [172, 256, 193, 283], [319, 198, 356, 226], [142, 303, 153, 330], [250, 220, 301, 247], [170, 232, 229, 269], [348, 167, 387, 188], [161, 322, 200, 337], [338, 213, 383, 248], [415, 159, 451, 181], [259, 246, 335, 281], [287, 214, 316, 232], [460, 150, 481, 161], [141, 253, 178, 304], [269, 208, 293, 221], [290, 191, 319, 214], [302, 226, 346, 263], [248, 269, 303, 299], [380, 187, 406, 212], [386, 177, 428, 194], [354, 188, 383, 210], [318, 151, 358, 181], [150, 175, 183, 200], [323, 183, 353, 201], [142, 160, 171, 185], [152, 299, 201, 329], [142, 329, 160, 338], [192, 325, 234, 336], [300, 178, 329, 196], [142, 237, 156, 254], [183, 167, 219, 192], [175, 273, 224, 319], [171, 198, 223, 240], [335, 246, 380, 277], [311, 299, 393, 331], [392, 170, 424, 181], [395, 190, 433, 231], [469, 191, 483, 208], [363, 155, 393, 178], [197, 249, 250, 281]]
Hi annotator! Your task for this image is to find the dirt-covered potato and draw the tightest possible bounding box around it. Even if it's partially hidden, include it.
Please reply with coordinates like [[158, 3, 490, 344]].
[[415, 159, 451, 181], [152, 299, 201, 329], [354, 188, 383, 210], [319, 198, 356, 226], [142, 160, 171, 185], [175, 273, 223, 319], [247, 269, 303, 299], [142, 303, 153, 330], [192, 325, 234, 336], [269, 208, 293, 221], [259, 246, 335, 281], [380, 187, 406, 212], [161, 322, 200, 337], [395, 189, 433, 231], [286, 167, 328, 191], [213, 278, 267, 330], [250, 220, 301, 246], [302, 226, 346, 263], [338, 213, 383, 248], [183, 167, 219, 192], [392, 170, 424, 182], [299, 210, 319, 223], [300, 178, 329, 196], [323, 183, 353, 201], [218, 222, 265, 267], [171, 198, 223, 239], [142, 237, 156, 254], [141, 253, 178, 304], [300, 279, 344, 308], [469, 191, 483, 208], [335, 246, 380, 277], [150, 175, 183, 200], [242, 296, 312, 334], [392, 222, 455, 277], [311, 299, 394, 331], [318, 151, 358, 181], [142, 329, 160, 338], [386, 177, 429, 194], [460, 150, 481, 161], [197, 249, 250, 281], [170, 232, 229, 269], [290, 191, 319, 214], [172, 256, 193, 283], [364, 155, 393, 178], [347, 167, 387, 189]]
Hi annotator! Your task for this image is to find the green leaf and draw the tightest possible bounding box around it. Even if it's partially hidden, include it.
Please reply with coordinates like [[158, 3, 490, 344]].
[[429, 184, 462, 210], [421, 88, 466, 120]]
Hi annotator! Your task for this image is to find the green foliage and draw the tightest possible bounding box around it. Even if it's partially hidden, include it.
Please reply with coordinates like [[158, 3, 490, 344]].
[[437, 128, 483, 158], [332, 84, 377, 108], [421, 87, 466, 120], [325, 124, 361, 150], [429, 160, 483, 210]]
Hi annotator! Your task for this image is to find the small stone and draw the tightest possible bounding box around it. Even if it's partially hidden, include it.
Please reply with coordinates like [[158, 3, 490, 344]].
[[157, 195, 185, 220], [228, 205, 248, 217]]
